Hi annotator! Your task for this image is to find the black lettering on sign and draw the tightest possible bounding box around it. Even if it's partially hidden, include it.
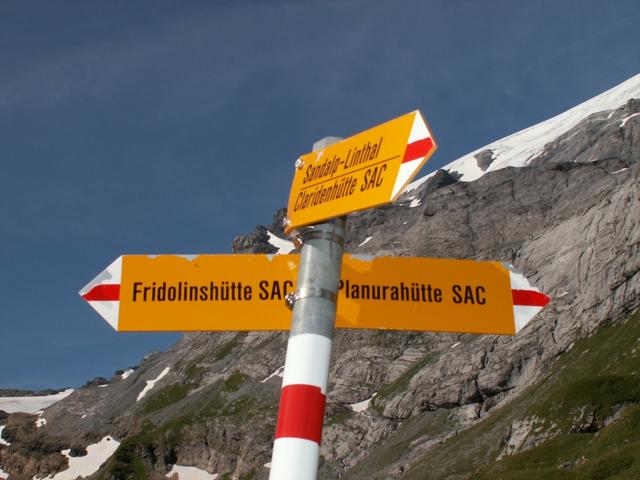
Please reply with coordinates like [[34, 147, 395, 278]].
[[133, 282, 142, 301], [259, 280, 294, 300], [360, 164, 387, 192], [475, 286, 486, 304], [259, 281, 269, 300], [452, 285, 487, 304]]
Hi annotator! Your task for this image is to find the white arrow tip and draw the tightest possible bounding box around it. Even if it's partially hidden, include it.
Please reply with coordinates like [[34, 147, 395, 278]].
[[79, 257, 122, 331], [506, 265, 550, 334]]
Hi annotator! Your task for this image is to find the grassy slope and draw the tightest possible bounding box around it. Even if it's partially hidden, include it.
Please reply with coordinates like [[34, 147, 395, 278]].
[[399, 309, 640, 479], [94, 334, 277, 480]]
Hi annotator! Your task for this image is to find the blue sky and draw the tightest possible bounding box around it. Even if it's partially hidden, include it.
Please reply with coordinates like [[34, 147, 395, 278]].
[[1, 0, 639, 390]]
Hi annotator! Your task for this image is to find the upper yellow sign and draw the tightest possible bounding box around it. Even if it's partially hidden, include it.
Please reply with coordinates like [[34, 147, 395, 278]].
[[80, 254, 549, 335], [285, 110, 437, 234]]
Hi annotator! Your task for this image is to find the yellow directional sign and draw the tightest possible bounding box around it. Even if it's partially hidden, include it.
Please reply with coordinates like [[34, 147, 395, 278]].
[[80, 254, 299, 332], [338, 255, 548, 335], [80, 254, 548, 334], [285, 110, 437, 234]]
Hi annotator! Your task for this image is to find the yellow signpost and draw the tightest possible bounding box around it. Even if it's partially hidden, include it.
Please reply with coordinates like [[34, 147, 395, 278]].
[[80, 254, 548, 335], [285, 110, 437, 234]]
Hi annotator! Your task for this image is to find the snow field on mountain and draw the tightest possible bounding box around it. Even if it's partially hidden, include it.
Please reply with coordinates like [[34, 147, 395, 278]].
[[349, 393, 377, 413], [165, 465, 219, 479], [34, 436, 120, 480], [0, 389, 74, 414]]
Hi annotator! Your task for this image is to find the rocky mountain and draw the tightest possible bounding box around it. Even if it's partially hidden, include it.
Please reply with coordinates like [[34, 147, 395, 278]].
[[1, 75, 639, 480]]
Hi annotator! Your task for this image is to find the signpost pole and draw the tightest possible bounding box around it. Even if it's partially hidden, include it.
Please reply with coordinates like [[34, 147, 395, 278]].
[[269, 137, 345, 480]]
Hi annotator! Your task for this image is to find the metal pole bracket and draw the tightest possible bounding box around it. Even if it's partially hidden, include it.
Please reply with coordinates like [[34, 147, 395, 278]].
[[285, 287, 338, 310], [298, 226, 345, 247]]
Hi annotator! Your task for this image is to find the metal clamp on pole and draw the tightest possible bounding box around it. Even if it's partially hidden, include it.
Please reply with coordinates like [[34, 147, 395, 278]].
[[286, 227, 345, 250], [297, 219, 346, 247], [284, 287, 337, 310], [300, 229, 345, 246]]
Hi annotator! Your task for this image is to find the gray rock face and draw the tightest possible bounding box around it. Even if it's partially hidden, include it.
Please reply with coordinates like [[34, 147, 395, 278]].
[[475, 149, 495, 170], [532, 98, 640, 167], [1, 99, 639, 479], [232, 208, 287, 254]]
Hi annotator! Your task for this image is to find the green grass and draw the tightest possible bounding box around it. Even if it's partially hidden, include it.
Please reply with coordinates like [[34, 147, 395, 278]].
[[213, 333, 244, 361], [222, 372, 248, 392], [101, 361, 276, 479], [372, 353, 434, 408], [327, 408, 352, 426], [241, 468, 257, 479], [142, 384, 191, 414], [341, 408, 455, 479], [536, 374, 640, 428], [221, 395, 257, 419], [472, 404, 640, 479], [184, 363, 206, 382], [397, 309, 640, 479], [101, 434, 151, 480]]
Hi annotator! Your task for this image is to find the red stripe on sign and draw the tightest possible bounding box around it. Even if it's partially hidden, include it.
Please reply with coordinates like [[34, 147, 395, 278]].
[[82, 284, 120, 301], [275, 384, 326, 444], [512, 290, 550, 307], [402, 137, 434, 163]]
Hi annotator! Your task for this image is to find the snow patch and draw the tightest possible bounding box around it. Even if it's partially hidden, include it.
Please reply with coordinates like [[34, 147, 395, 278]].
[[36, 436, 120, 480], [620, 112, 640, 127], [612, 168, 629, 174], [166, 465, 218, 479], [261, 366, 285, 383], [264, 462, 271, 469], [0, 425, 10, 446], [451, 342, 461, 349], [266, 231, 295, 254], [0, 467, 8, 479], [35, 411, 47, 428], [0, 389, 74, 414], [358, 236, 372, 247], [349, 393, 377, 413], [409, 197, 421, 208], [120, 368, 135, 380], [136, 367, 170, 402]]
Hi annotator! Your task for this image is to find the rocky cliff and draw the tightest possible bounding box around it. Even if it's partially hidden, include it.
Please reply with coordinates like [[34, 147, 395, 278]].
[[0, 83, 639, 480]]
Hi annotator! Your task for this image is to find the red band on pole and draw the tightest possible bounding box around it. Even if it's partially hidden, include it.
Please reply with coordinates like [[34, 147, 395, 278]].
[[82, 284, 120, 301], [275, 384, 326, 444], [512, 289, 550, 307], [402, 137, 434, 163]]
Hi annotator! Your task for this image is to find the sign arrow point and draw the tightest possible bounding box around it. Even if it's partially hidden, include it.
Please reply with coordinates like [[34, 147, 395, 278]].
[[79, 257, 122, 331]]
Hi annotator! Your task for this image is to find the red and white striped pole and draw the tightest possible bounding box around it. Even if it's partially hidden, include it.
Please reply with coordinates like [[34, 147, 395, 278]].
[[269, 138, 345, 480]]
